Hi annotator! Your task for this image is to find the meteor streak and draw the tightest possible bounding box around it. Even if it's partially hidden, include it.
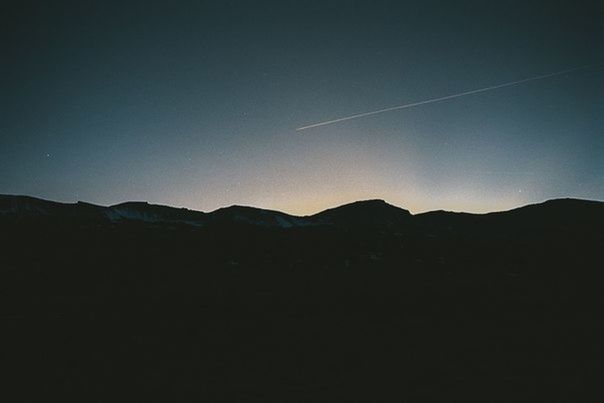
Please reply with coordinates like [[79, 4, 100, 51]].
[[296, 63, 602, 131]]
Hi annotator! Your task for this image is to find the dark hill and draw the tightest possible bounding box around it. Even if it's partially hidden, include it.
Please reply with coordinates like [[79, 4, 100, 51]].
[[208, 205, 312, 228], [107, 201, 206, 225], [309, 199, 413, 229]]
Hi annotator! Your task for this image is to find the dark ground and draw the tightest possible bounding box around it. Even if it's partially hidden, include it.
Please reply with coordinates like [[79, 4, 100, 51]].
[[1, 198, 603, 401]]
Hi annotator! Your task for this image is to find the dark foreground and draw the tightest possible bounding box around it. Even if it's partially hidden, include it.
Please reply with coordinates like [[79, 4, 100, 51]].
[[1, 196, 603, 401]]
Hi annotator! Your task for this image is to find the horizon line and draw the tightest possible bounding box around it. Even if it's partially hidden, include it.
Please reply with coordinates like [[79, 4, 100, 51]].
[[1, 193, 602, 218]]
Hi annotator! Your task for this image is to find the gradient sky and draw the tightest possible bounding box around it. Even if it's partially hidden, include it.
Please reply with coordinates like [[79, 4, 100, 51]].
[[2, 0, 603, 214]]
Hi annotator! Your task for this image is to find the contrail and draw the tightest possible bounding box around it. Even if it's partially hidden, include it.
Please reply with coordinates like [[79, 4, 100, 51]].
[[296, 63, 602, 131]]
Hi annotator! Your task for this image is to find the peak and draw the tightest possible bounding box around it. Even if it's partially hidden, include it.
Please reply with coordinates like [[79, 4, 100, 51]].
[[504, 198, 603, 213], [76, 201, 102, 207], [110, 201, 150, 208], [318, 199, 409, 214], [321, 199, 396, 210], [217, 205, 264, 212], [345, 199, 389, 206], [541, 198, 599, 205], [212, 204, 298, 218], [310, 198, 412, 228]]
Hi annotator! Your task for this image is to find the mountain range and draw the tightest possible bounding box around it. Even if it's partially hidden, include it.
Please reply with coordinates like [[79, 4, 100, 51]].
[[2, 193, 602, 234], [2, 193, 604, 401]]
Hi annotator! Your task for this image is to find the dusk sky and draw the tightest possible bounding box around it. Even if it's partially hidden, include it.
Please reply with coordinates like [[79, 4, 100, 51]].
[[2, 0, 603, 214]]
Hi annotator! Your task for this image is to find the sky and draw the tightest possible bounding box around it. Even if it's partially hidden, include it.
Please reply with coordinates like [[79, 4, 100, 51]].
[[2, 0, 603, 214]]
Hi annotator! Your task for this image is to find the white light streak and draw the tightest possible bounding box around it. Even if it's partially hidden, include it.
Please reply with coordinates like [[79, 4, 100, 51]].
[[296, 63, 602, 131]]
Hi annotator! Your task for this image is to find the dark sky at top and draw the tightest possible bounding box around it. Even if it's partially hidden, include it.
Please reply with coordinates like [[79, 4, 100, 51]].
[[2, 0, 603, 214]]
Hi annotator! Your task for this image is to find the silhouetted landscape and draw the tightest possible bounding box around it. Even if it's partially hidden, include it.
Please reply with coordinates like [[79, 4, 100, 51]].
[[2, 194, 603, 401], [4, 0, 603, 400]]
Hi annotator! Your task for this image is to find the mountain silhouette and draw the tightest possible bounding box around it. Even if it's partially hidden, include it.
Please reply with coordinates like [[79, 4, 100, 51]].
[[2, 193, 603, 401], [2, 193, 602, 234]]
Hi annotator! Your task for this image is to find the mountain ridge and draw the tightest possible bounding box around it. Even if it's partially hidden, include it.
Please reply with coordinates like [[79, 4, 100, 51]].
[[1, 194, 603, 231], [2, 193, 601, 217], [0, 195, 604, 238]]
